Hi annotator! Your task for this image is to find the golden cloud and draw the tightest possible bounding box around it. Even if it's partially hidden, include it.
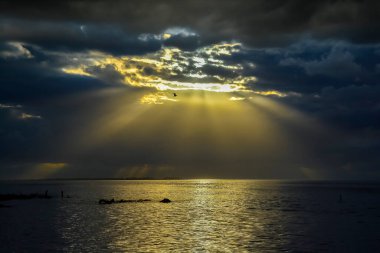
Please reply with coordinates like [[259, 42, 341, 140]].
[[61, 42, 256, 93], [140, 92, 178, 104], [253, 90, 288, 97]]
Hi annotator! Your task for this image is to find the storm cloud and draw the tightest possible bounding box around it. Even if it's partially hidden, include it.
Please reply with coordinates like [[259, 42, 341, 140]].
[[1, 0, 379, 47]]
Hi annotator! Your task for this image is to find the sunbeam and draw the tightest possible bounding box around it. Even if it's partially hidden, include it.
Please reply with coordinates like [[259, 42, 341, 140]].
[[52, 88, 328, 179]]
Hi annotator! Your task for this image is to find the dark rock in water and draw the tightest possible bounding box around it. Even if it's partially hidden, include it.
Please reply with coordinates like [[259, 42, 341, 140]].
[[99, 198, 115, 204], [99, 198, 151, 204], [133, 199, 151, 203], [0, 193, 52, 201], [160, 198, 171, 203], [118, 199, 151, 203]]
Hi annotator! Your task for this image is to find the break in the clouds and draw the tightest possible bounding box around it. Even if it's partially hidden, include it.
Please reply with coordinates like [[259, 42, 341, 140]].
[[61, 42, 256, 93], [0, 0, 379, 179]]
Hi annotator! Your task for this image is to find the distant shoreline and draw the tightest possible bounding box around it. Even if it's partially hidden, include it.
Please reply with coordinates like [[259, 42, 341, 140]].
[[1, 178, 380, 183], [0, 177, 182, 181]]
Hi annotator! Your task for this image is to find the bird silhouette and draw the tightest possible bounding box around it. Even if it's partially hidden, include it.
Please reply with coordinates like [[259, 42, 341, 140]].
[[173, 93, 177, 97]]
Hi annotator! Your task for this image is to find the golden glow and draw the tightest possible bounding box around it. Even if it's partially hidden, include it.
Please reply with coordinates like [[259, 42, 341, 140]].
[[253, 90, 288, 97], [140, 93, 177, 104], [38, 163, 67, 170], [162, 33, 172, 40], [62, 67, 93, 76], [53, 38, 325, 178], [60, 42, 256, 93], [65, 87, 324, 180], [203, 42, 241, 56], [21, 162, 67, 179], [229, 96, 245, 101]]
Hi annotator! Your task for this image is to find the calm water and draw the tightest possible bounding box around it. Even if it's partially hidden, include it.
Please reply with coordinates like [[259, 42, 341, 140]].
[[1, 180, 380, 252]]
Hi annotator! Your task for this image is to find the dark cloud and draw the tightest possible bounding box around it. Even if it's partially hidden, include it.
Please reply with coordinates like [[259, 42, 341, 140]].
[[279, 48, 363, 78], [1, 0, 379, 47], [234, 40, 380, 94], [0, 18, 162, 55], [163, 34, 201, 51], [273, 84, 380, 133], [0, 57, 106, 104], [0, 41, 33, 58], [0, 103, 51, 164]]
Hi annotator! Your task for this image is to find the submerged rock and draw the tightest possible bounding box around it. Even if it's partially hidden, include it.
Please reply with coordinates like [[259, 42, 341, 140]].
[[98, 198, 151, 204], [118, 199, 151, 203], [160, 198, 171, 203], [99, 198, 115, 204]]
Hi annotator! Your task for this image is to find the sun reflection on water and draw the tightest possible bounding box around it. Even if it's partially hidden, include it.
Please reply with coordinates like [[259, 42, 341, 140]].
[[4, 180, 375, 252]]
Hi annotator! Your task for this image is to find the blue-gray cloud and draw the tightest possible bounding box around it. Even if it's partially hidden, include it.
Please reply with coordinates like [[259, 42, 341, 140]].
[[1, 0, 379, 47]]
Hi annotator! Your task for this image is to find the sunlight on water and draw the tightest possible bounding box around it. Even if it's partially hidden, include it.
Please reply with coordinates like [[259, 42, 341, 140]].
[[1, 180, 380, 252]]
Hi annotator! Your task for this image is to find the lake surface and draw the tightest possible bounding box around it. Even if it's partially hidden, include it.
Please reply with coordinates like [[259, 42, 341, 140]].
[[1, 180, 380, 252]]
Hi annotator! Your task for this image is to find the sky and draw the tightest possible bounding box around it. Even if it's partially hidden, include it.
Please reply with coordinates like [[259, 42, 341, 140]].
[[0, 0, 379, 179]]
